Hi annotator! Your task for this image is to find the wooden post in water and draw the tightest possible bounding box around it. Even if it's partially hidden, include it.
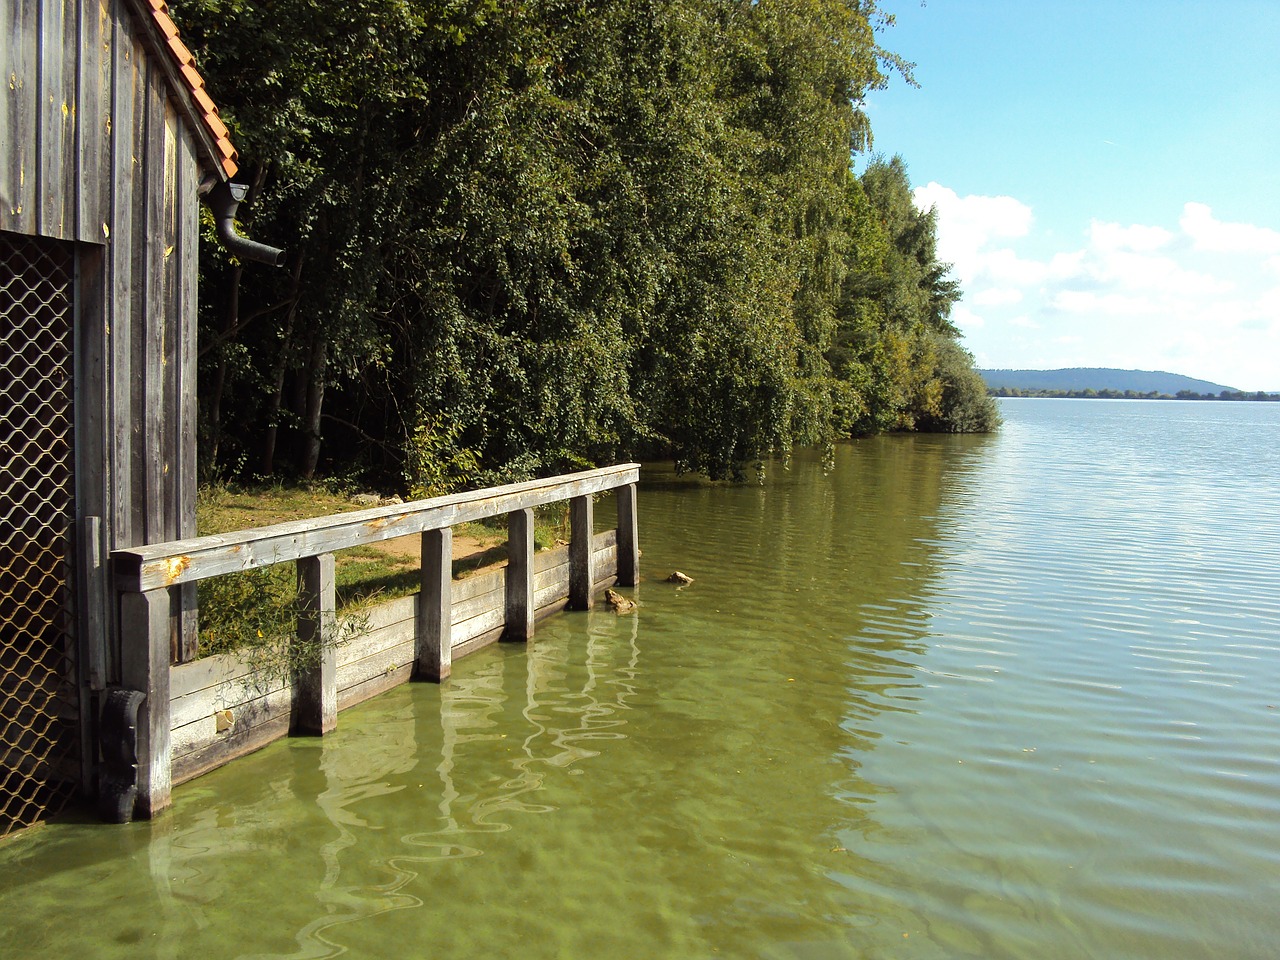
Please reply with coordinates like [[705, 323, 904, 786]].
[[417, 527, 452, 680], [569, 495, 595, 609], [292, 553, 337, 735], [120, 588, 172, 818], [616, 483, 639, 587], [505, 509, 535, 641]]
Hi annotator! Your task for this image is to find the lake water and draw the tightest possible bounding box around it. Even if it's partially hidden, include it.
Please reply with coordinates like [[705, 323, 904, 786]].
[[2, 399, 1279, 959]]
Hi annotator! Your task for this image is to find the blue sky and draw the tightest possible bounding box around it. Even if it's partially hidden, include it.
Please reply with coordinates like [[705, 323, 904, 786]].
[[861, 0, 1280, 390]]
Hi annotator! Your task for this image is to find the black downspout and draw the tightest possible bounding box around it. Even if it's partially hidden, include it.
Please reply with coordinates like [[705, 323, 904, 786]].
[[204, 180, 286, 267]]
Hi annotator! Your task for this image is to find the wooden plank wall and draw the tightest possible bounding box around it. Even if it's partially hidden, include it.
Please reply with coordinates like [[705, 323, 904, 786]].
[[1, 0, 203, 687], [169, 533, 621, 784]]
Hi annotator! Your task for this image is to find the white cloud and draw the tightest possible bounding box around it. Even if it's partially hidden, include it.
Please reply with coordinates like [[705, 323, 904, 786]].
[[972, 287, 1024, 307], [1180, 202, 1280, 255], [950, 305, 985, 331], [1088, 220, 1174, 253], [1047, 291, 1160, 316], [913, 183, 1033, 283], [924, 190, 1280, 390]]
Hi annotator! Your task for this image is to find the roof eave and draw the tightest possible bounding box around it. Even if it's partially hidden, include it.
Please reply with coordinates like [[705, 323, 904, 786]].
[[121, 0, 239, 183]]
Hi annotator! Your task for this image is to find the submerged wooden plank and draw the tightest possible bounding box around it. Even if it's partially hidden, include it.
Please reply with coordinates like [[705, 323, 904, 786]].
[[535, 597, 570, 622], [115, 464, 641, 591]]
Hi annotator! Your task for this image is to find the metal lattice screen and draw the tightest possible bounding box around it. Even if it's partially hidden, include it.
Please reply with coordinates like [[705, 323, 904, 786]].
[[0, 231, 80, 836]]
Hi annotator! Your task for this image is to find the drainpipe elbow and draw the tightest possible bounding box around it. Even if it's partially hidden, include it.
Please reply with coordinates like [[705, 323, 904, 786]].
[[205, 180, 286, 268]]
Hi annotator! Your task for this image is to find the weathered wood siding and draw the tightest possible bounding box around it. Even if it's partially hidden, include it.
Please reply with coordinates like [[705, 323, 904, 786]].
[[169, 533, 621, 784], [2, 0, 203, 681]]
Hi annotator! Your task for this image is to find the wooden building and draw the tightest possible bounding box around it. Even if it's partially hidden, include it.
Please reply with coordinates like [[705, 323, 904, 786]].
[[0, 0, 273, 835]]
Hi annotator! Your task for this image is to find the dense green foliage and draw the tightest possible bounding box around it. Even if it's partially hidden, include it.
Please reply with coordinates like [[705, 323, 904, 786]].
[[176, 0, 998, 486]]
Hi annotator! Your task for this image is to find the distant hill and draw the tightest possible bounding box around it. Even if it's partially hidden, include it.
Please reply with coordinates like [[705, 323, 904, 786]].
[[978, 368, 1240, 395]]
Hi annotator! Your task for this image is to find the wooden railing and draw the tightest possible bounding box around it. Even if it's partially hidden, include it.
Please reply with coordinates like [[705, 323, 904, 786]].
[[110, 464, 640, 819]]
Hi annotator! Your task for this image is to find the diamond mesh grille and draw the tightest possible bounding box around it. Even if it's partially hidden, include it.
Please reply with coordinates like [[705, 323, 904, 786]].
[[0, 231, 80, 836]]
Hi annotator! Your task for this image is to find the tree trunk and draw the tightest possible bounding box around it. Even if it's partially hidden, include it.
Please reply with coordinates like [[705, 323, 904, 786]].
[[207, 263, 242, 473], [299, 330, 327, 480], [261, 255, 304, 475]]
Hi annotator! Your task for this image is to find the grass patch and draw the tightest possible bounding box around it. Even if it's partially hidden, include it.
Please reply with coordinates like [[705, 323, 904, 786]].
[[192, 482, 574, 660]]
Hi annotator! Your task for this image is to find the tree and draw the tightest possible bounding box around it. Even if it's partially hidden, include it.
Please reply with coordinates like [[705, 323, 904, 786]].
[[175, 0, 993, 489]]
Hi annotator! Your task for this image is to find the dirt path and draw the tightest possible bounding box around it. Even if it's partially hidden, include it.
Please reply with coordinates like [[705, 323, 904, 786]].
[[371, 531, 509, 568]]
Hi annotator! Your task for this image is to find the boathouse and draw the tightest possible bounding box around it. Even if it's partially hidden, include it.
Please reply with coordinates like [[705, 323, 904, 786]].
[[0, 0, 275, 836]]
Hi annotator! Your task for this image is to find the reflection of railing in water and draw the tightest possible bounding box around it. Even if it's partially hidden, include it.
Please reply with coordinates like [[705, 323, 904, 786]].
[[318, 618, 644, 958], [136, 618, 645, 960], [109, 464, 640, 821]]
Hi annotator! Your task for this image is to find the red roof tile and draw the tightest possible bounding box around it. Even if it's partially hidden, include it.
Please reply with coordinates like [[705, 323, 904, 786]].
[[141, 0, 239, 178]]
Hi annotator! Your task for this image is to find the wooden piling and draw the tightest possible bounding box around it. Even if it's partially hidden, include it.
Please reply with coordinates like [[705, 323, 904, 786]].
[[417, 527, 452, 680], [569, 495, 595, 609], [292, 553, 337, 735], [616, 483, 639, 587], [120, 588, 172, 818], [505, 508, 535, 641]]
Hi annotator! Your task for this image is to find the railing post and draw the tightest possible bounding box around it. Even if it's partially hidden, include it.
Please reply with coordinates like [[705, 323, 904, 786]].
[[119, 587, 172, 818], [504, 508, 535, 641], [417, 527, 452, 680], [616, 483, 639, 587], [569, 495, 595, 610], [292, 553, 337, 735]]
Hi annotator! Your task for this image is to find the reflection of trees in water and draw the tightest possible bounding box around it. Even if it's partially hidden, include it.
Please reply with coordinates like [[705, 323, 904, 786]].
[[629, 435, 998, 954]]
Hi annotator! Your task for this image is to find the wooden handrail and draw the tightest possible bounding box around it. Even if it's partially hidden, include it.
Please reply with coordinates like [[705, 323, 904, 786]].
[[112, 464, 641, 592]]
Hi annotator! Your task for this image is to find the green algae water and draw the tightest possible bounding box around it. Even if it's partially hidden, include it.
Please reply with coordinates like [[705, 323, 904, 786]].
[[3, 398, 1280, 958]]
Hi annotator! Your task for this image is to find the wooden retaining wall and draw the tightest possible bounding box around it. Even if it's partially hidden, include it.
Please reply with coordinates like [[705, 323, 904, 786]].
[[111, 463, 640, 818], [168, 533, 619, 784]]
